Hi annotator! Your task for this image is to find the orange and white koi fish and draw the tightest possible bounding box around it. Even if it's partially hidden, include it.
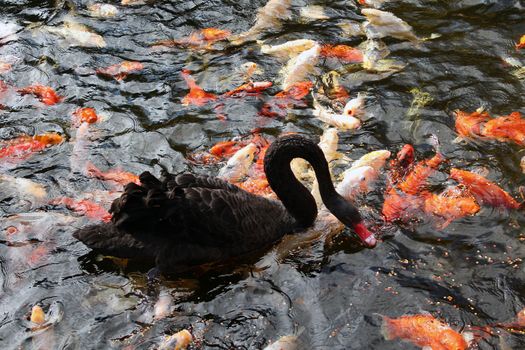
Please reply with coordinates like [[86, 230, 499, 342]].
[[260, 39, 316, 59], [320, 44, 364, 63], [516, 35, 525, 50], [381, 314, 470, 350], [281, 43, 320, 90], [223, 81, 273, 97], [17, 84, 62, 105], [218, 143, 257, 182], [423, 185, 480, 228], [152, 28, 230, 49], [362, 9, 418, 42], [50, 197, 111, 222], [96, 61, 144, 81], [336, 165, 377, 200], [180, 69, 218, 106], [73, 107, 99, 126], [450, 168, 520, 209], [86, 162, 140, 187], [158, 329, 192, 350], [0, 133, 63, 163], [259, 81, 313, 118], [481, 111, 525, 146], [263, 335, 299, 350], [454, 109, 490, 139]]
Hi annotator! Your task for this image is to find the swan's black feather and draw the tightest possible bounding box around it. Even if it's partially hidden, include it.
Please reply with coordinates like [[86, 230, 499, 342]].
[[75, 172, 294, 273]]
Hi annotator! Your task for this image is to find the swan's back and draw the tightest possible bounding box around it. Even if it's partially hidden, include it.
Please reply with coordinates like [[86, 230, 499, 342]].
[[73, 172, 295, 273]]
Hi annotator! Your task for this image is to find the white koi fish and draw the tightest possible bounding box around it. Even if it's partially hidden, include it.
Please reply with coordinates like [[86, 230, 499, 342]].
[[218, 143, 257, 182]]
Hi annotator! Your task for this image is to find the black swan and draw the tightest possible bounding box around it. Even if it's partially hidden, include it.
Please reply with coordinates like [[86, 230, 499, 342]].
[[73, 134, 376, 274]]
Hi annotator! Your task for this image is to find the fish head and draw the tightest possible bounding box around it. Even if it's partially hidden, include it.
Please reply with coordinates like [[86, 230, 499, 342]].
[[218, 143, 257, 181], [338, 166, 376, 198]]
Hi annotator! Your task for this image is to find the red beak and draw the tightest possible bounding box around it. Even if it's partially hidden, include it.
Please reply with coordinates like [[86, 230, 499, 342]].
[[353, 222, 377, 247]]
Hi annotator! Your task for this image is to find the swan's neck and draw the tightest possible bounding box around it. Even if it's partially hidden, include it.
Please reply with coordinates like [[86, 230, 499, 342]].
[[264, 135, 338, 228]]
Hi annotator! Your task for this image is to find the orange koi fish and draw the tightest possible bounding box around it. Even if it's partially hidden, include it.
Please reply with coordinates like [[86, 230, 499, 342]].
[[96, 61, 144, 81], [398, 153, 444, 195], [481, 111, 525, 146], [381, 314, 470, 350], [50, 197, 111, 222], [423, 186, 480, 228], [152, 28, 230, 49], [320, 44, 364, 63], [0, 133, 63, 162], [516, 35, 525, 50], [450, 168, 520, 209], [73, 107, 99, 126], [180, 69, 218, 106], [260, 81, 313, 118], [454, 109, 490, 139], [382, 188, 424, 222], [86, 162, 140, 187], [28, 245, 48, 265], [17, 84, 62, 105], [223, 81, 273, 97]]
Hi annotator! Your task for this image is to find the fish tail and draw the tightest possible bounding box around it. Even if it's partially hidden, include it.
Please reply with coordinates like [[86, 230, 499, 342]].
[[378, 314, 395, 340]]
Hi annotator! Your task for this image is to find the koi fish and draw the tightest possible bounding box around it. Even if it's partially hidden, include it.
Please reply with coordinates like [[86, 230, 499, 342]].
[[320, 44, 364, 63], [28, 245, 48, 265], [397, 153, 444, 195], [88, 3, 119, 17], [320, 71, 350, 103], [30, 305, 46, 325], [313, 97, 361, 130], [280, 43, 320, 90], [17, 84, 62, 105], [236, 177, 273, 197], [388, 144, 415, 188], [454, 109, 490, 138], [152, 28, 230, 49], [50, 197, 112, 222], [86, 162, 140, 187], [218, 143, 257, 182], [73, 107, 99, 126], [231, 0, 292, 44], [343, 92, 367, 118], [96, 61, 144, 81], [300, 5, 329, 21], [517, 35, 525, 50], [318, 128, 343, 164], [180, 69, 218, 106], [41, 21, 106, 48], [0, 133, 63, 163], [423, 186, 480, 228], [263, 335, 299, 350], [381, 314, 470, 350], [336, 165, 377, 200], [481, 111, 525, 146], [260, 39, 316, 59], [223, 81, 273, 97], [260, 81, 313, 118], [450, 168, 520, 209], [358, 0, 390, 8], [351, 149, 391, 171], [158, 329, 192, 350], [70, 122, 91, 175], [362, 9, 418, 42], [362, 39, 390, 71], [0, 174, 47, 206]]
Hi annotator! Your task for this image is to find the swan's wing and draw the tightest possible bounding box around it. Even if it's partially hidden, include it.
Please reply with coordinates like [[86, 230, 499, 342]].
[[110, 171, 289, 249]]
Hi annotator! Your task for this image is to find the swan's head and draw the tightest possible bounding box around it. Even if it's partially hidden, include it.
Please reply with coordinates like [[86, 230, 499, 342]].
[[327, 196, 377, 247]]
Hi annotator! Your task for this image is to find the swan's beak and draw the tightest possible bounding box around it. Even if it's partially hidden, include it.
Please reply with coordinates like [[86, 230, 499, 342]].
[[353, 222, 377, 247]]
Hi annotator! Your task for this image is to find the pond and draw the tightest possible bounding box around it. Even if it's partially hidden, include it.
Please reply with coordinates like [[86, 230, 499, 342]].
[[1, 0, 525, 349]]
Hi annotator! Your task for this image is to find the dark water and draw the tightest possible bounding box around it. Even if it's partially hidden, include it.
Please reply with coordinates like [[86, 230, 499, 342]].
[[1, 0, 525, 349]]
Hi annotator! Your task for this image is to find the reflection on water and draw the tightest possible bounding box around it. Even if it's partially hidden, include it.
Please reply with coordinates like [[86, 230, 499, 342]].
[[0, 0, 525, 349]]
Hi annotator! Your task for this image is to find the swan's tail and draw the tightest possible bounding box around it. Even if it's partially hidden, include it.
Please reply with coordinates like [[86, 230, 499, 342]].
[[110, 171, 175, 230]]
